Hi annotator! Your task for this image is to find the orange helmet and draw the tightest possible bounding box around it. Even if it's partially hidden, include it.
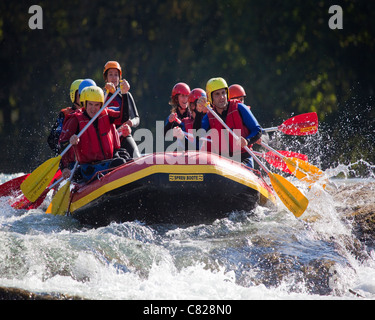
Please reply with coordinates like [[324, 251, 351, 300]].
[[171, 82, 190, 97], [228, 84, 246, 99], [103, 61, 122, 80]]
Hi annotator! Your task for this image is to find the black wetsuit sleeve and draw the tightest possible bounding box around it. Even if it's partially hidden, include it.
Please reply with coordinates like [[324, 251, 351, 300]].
[[47, 112, 64, 154], [126, 92, 140, 127], [246, 130, 262, 145]]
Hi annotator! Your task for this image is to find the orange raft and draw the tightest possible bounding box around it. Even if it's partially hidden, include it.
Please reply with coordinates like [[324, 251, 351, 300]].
[[68, 151, 276, 227]]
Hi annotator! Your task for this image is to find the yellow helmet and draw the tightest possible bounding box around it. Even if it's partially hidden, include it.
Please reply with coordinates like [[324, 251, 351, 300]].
[[206, 77, 229, 104], [80, 86, 104, 106], [69, 79, 83, 103]]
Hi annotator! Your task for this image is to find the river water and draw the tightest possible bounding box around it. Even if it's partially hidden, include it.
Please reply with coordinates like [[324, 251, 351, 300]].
[[0, 163, 375, 300]]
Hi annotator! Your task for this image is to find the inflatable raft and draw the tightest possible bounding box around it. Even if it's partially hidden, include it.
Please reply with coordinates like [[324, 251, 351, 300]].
[[68, 151, 276, 226]]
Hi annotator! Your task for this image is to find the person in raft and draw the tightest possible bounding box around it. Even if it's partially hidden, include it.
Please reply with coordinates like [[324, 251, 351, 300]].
[[229, 83, 270, 147], [58, 86, 131, 182], [173, 88, 207, 150], [228, 84, 248, 105], [48, 78, 98, 179], [47, 78, 90, 155], [199, 77, 262, 168], [164, 82, 191, 135], [103, 60, 141, 158]]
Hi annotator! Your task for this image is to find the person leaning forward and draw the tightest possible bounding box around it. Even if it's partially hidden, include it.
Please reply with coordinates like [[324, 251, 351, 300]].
[[58, 86, 131, 182]]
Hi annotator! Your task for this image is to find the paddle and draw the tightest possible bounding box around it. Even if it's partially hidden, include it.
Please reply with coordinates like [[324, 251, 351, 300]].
[[252, 150, 308, 174], [205, 105, 309, 218], [263, 112, 318, 136], [21, 87, 121, 202], [0, 174, 30, 197], [10, 170, 62, 209], [46, 161, 79, 216], [12, 176, 64, 210], [260, 142, 324, 185]]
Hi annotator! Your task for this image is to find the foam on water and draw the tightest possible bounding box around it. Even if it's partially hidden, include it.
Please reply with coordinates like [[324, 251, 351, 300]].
[[1, 164, 375, 300]]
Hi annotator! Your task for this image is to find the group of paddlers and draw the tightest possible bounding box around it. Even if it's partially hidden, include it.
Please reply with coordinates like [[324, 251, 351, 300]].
[[48, 60, 263, 182]]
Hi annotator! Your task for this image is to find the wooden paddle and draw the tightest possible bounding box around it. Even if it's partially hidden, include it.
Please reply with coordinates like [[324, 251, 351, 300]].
[[260, 142, 324, 185], [21, 88, 121, 202], [263, 112, 318, 136], [46, 161, 79, 215], [205, 105, 309, 218]]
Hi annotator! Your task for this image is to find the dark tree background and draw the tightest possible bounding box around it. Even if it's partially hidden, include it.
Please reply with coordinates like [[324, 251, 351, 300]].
[[0, 0, 374, 174]]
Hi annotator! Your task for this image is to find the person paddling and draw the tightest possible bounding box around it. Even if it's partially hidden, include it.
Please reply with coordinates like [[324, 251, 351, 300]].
[[58, 86, 131, 182], [200, 77, 262, 168], [103, 61, 141, 158], [47, 79, 98, 154]]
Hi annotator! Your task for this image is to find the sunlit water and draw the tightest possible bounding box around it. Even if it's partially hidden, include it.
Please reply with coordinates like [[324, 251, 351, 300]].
[[1, 163, 375, 300]]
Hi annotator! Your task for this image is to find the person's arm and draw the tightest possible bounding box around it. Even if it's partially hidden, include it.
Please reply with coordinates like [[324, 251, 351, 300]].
[[201, 113, 210, 131], [107, 108, 121, 123], [47, 112, 64, 153], [164, 114, 184, 135], [125, 92, 140, 128], [238, 103, 262, 145], [58, 116, 79, 169]]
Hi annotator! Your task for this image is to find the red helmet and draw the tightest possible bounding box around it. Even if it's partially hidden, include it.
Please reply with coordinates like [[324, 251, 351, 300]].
[[188, 88, 206, 103], [228, 84, 246, 99], [171, 82, 190, 97]]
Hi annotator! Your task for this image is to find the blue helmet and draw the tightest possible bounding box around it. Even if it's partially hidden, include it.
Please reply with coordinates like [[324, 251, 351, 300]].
[[78, 79, 96, 94]]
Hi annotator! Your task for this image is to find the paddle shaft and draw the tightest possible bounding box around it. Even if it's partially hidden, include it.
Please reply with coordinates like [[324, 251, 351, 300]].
[[205, 106, 270, 173], [261, 142, 287, 159], [263, 127, 278, 133], [60, 87, 121, 158], [206, 105, 309, 218], [68, 161, 79, 181]]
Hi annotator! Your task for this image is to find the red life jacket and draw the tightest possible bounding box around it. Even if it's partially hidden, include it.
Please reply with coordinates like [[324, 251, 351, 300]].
[[105, 93, 123, 126], [181, 117, 194, 132], [207, 100, 250, 155], [56, 107, 81, 165], [60, 107, 74, 117], [61, 107, 82, 125], [74, 110, 121, 164]]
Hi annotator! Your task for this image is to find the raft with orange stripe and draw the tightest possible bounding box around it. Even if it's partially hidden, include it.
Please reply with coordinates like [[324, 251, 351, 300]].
[[68, 151, 276, 226]]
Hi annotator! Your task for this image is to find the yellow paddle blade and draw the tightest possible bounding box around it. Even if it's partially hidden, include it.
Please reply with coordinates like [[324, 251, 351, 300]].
[[47, 181, 71, 216], [269, 173, 309, 218], [21, 156, 62, 202], [46, 201, 53, 214], [284, 157, 324, 184]]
